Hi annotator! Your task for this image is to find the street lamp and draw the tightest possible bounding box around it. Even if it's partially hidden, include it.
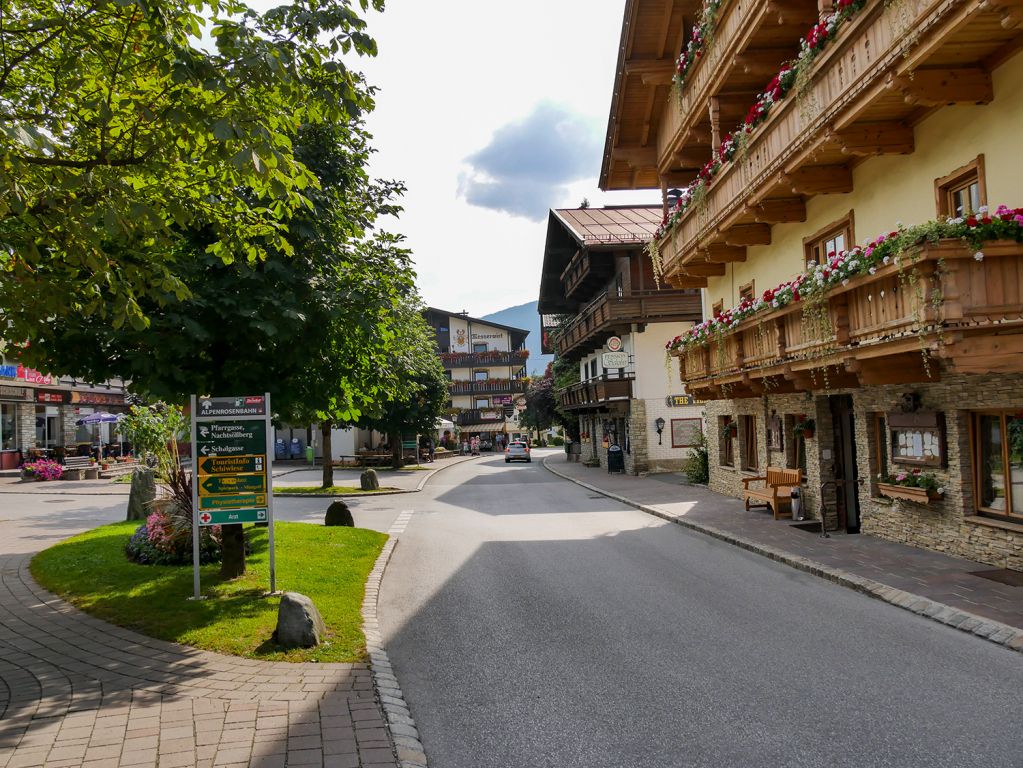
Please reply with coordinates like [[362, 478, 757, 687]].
[[655, 417, 666, 445]]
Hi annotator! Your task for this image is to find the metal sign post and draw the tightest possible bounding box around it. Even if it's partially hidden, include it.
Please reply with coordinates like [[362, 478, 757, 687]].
[[190, 393, 276, 600]]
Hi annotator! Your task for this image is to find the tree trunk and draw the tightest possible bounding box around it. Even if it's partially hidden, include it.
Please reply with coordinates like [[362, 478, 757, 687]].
[[390, 430, 402, 470], [220, 523, 245, 578], [321, 421, 334, 488]]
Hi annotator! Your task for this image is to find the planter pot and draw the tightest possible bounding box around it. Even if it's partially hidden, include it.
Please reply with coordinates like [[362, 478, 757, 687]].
[[878, 482, 943, 504]]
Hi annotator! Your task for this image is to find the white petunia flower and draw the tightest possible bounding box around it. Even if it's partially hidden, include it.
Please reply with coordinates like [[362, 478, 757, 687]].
[[974, 251, 985, 261]]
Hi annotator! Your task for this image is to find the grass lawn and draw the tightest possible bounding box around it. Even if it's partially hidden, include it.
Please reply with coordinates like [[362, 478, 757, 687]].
[[30, 521, 387, 663], [274, 485, 400, 495]]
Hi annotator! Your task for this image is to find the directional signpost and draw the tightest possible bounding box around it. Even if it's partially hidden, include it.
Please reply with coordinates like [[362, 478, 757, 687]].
[[190, 393, 276, 600]]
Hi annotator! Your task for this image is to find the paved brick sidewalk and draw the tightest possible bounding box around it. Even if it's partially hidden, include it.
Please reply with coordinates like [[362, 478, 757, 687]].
[[0, 510, 401, 767], [545, 456, 1023, 653]]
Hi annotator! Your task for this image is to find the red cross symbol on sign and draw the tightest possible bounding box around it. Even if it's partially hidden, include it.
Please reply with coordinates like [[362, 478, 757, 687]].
[[199, 512, 212, 524]]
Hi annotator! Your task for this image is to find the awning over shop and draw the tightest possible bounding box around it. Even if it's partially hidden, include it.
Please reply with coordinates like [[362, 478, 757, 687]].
[[460, 423, 507, 433]]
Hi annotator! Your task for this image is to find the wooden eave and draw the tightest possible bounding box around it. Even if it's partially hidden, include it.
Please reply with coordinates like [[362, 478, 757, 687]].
[[601, 0, 694, 191]]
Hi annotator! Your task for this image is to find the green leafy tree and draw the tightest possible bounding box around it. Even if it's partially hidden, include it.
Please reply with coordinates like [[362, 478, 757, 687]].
[[0, 0, 382, 333], [357, 313, 448, 470]]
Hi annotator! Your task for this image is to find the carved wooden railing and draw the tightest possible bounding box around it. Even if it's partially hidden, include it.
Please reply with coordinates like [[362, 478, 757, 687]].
[[556, 374, 635, 410], [675, 240, 1023, 390], [555, 288, 702, 357], [659, 0, 954, 273]]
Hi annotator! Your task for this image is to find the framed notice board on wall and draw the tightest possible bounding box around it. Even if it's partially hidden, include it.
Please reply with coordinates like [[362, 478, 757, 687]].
[[887, 410, 946, 468], [671, 418, 702, 449]]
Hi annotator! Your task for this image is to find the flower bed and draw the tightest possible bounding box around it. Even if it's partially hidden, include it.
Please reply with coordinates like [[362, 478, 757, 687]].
[[126, 509, 222, 566], [666, 206, 1023, 355], [21, 459, 63, 481], [877, 470, 944, 504]]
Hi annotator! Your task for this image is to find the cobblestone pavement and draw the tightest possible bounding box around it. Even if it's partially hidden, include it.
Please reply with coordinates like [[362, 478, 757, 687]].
[[546, 457, 1023, 652], [0, 500, 402, 767]]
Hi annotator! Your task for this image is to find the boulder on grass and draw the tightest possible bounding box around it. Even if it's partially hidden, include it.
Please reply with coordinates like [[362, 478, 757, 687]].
[[273, 592, 326, 649], [126, 468, 156, 521], [324, 500, 354, 527], [360, 468, 380, 491]]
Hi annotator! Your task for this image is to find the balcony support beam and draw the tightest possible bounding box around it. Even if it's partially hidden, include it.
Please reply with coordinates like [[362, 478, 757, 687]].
[[781, 165, 854, 195], [887, 67, 994, 106], [613, 145, 658, 168], [681, 261, 727, 277], [665, 272, 709, 289], [746, 198, 807, 224], [701, 243, 747, 263], [723, 223, 772, 246], [826, 122, 914, 157]]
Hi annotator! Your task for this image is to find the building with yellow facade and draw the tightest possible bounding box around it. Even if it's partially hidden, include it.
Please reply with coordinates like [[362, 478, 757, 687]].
[[602, 0, 1023, 569]]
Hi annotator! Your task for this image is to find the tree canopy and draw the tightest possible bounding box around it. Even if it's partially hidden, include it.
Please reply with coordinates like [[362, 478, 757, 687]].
[[0, 0, 382, 332]]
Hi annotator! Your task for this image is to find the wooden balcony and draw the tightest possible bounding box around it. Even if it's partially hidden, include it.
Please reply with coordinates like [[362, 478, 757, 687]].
[[455, 409, 505, 426], [656, 0, 820, 180], [561, 250, 615, 301], [676, 240, 1023, 399], [555, 288, 702, 359], [658, 0, 1015, 281], [449, 379, 529, 396], [556, 374, 635, 411], [440, 351, 529, 369]]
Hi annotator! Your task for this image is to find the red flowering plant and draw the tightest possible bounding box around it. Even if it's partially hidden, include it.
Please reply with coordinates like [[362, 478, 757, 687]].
[[652, 0, 867, 247], [665, 205, 1023, 355], [673, 0, 723, 96]]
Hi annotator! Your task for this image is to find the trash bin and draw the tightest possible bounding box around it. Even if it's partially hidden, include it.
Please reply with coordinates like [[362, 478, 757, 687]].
[[289, 438, 303, 459], [791, 487, 803, 520], [607, 444, 625, 474], [305, 445, 314, 465], [274, 438, 287, 460]]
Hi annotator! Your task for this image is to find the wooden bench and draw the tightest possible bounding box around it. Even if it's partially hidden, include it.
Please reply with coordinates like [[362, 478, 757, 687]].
[[62, 455, 96, 480], [742, 467, 802, 520]]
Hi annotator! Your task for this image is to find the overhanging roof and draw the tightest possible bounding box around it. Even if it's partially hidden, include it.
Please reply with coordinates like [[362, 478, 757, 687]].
[[537, 206, 660, 315]]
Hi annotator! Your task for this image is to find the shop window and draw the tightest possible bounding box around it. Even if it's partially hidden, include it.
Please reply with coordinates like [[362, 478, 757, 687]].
[[35, 405, 61, 449], [1, 404, 16, 450], [804, 213, 854, 267], [972, 411, 1023, 521], [739, 281, 755, 303], [740, 415, 758, 471], [767, 414, 783, 452], [936, 155, 986, 217], [719, 416, 735, 467], [671, 418, 702, 449]]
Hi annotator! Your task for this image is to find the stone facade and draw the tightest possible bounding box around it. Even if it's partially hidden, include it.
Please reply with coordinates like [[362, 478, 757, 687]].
[[704, 373, 1023, 571]]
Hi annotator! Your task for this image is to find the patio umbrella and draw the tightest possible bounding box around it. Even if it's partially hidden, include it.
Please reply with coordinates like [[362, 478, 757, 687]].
[[74, 412, 124, 453]]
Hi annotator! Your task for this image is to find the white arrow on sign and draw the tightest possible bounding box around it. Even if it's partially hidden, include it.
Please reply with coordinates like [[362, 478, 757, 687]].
[[201, 445, 210, 456], [199, 426, 210, 437]]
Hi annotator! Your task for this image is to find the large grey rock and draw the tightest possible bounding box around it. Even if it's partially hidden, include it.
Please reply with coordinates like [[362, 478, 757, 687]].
[[324, 500, 354, 527], [274, 592, 327, 649], [360, 468, 380, 491], [126, 468, 156, 521]]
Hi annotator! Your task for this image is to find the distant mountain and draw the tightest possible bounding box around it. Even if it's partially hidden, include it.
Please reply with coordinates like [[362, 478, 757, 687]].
[[482, 300, 552, 376]]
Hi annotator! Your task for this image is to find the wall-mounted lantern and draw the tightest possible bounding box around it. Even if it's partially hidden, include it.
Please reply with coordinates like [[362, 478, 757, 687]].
[[655, 417, 666, 445]]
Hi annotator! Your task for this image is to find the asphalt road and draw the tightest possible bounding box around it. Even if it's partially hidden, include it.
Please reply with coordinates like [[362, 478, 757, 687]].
[[377, 451, 1023, 768]]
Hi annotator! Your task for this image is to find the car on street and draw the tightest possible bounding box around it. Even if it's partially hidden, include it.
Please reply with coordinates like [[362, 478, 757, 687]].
[[505, 441, 531, 463]]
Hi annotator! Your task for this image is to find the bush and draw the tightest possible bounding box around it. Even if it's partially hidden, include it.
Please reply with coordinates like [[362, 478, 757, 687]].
[[682, 431, 709, 484], [22, 459, 63, 481], [126, 510, 222, 565], [549, 436, 565, 446]]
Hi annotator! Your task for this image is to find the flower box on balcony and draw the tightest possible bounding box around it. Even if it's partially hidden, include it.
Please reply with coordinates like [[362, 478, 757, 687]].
[[877, 483, 943, 505]]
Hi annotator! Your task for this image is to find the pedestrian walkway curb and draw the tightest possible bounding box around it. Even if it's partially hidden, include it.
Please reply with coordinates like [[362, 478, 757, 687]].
[[362, 510, 430, 768], [543, 457, 1023, 655]]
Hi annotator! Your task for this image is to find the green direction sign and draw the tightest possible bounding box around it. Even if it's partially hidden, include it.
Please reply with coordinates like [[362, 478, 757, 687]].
[[198, 454, 265, 476], [197, 508, 268, 526], [200, 473, 266, 496], [196, 420, 266, 458], [199, 493, 268, 510]]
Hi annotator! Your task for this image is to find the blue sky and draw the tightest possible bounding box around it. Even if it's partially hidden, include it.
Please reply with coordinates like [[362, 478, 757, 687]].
[[356, 1, 659, 315]]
